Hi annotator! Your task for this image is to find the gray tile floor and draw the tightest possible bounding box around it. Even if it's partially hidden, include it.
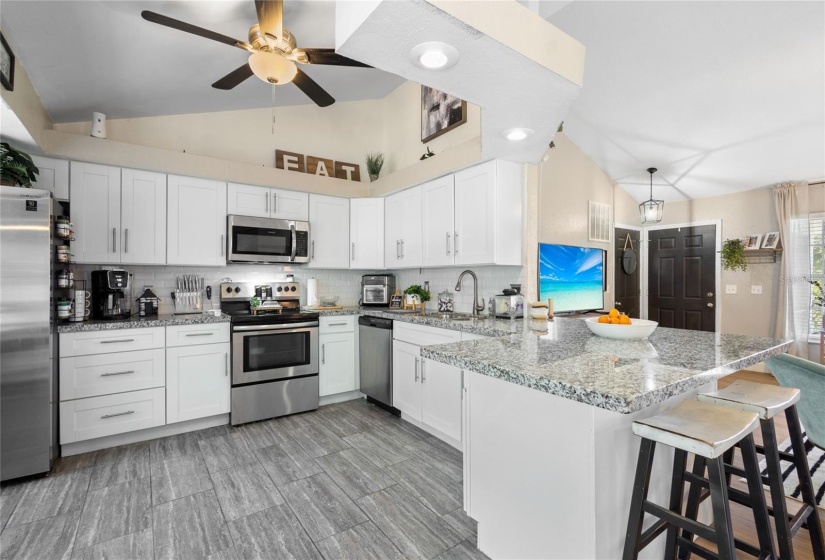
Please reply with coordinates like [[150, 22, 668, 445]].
[[0, 398, 487, 560]]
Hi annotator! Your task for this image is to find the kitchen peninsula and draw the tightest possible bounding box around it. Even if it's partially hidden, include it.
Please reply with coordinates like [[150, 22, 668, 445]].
[[421, 318, 792, 559]]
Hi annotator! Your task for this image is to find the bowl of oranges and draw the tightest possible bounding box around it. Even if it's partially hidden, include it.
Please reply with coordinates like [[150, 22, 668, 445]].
[[584, 309, 658, 340]]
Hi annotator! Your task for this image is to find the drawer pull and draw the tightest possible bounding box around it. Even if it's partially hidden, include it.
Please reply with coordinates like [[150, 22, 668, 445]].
[[185, 332, 214, 337], [327, 322, 348, 326], [100, 339, 135, 344], [101, 370, 134, 377], [101, 410, 135, 419]]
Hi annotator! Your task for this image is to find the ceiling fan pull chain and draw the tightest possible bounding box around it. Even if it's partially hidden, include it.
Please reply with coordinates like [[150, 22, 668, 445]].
[[271, 83, 277, 134]]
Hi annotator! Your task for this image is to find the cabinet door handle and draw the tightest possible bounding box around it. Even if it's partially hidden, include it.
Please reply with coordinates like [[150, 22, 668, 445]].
[[100, 339, 135, 344], [421, 359, 426, 382], [401, 239, 404, 258], [397, 240, 400, 260], [124, 229, 128, 254], [225, 353, 228, 376], [351, 242, 355, 261], [112, 228, 117, 253], [414, 357, 419, 382], [446, 232, 451, 256], [101, 370, 134, 377], [327, 322, 347, 326], [322, 344, 326, 364], [273, 193, 277, 214], [221, 234, 225, 256], [185, 332, 214, 337], [311, 240, 315, 260], [454, 232, 458, 255], [101, 410, 134, 419]]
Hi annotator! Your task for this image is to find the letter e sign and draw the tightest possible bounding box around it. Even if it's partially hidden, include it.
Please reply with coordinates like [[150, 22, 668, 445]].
[[275, 150, 306, 173]]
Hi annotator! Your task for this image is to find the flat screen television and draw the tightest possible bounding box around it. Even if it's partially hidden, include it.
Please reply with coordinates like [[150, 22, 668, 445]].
[[538, 243, 606, 313]]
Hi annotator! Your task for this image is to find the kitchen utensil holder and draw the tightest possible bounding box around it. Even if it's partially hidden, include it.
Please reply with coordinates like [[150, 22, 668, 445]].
[[172, 289, 203, 315]]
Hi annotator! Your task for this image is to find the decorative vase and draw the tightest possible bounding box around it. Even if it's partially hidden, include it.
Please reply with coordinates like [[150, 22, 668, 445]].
[[369, 174, 379, 182], [0, 178, 16, 186]]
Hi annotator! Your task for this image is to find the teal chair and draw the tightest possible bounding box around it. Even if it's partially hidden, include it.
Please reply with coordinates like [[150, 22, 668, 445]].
[[765, 353, 825, 450]]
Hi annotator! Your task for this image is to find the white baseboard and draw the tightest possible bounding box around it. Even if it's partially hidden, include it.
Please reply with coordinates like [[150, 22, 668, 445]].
[[319, 391, 364, 406], [61, 414, 229, 456], [398, 412, 461, 451]]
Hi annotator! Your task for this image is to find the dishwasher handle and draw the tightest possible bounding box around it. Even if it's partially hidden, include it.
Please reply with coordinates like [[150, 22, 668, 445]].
[[357, 316, 393, 330]]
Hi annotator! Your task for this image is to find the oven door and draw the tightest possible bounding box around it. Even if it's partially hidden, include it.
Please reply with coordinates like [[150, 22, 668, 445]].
[[227, 215, 309, 264], [232, 322, 318, 385]]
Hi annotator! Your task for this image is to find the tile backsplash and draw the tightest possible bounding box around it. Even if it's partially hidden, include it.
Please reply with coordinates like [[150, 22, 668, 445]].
[[72, 264, 525, 316]]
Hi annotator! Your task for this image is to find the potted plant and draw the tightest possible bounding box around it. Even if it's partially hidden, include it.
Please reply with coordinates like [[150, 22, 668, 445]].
[[365, 151, 384, 182], [403, 284, 431, 306], [721, 239, 747, 271], [0, 142, 39, 187], [808, 278, 824, 330]]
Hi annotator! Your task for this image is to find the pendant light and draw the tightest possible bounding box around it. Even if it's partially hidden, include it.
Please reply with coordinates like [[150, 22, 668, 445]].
[[639, 167, 664, 224]]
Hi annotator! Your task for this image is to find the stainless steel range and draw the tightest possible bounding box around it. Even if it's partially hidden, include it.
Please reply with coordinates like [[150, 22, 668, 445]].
[[221, 281, 319, 425]]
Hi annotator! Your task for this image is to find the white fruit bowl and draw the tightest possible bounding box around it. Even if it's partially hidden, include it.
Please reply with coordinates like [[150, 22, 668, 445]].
[[584, 317, 658, 340]]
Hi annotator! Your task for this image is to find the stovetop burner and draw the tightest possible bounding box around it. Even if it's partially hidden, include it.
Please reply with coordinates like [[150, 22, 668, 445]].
[[221, 281, 318, 326]]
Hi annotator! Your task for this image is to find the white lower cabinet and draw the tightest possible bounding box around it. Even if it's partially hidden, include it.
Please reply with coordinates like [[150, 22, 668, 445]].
[[420, 358, 462, 442], [60, 349, 165, 401], [60, 388, 165, 444], [166, 342, 231, 423], [319, 316, 357, 397], [392, 340, 424, 423]]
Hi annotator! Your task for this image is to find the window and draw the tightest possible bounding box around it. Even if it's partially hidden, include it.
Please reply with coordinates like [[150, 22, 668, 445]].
[[809, 214, 825, 334]]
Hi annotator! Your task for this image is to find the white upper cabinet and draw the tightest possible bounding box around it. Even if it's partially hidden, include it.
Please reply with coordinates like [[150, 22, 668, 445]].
[[31, 155, 69, 201], [385, 185, 423, 268], [308, 194, 349, 269], [167, 175, 227, 266], [121, 169, 166, 265], [454, 161, 496, 265], [271, 188, 309, 221], [422, 175, 456, 267], [227, 183, 309, 221], [350, 198, 384, 269], [71, 162, 121, 264]]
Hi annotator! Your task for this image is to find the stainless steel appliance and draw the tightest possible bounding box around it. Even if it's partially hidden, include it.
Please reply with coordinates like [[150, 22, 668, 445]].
[[221, 281, 319, 425], [1, 186, 57, 481], [91, 269, 131, 320], [358, 316, 396, 412], [361, 274, 396, 306], [227, 215, 310, 264]]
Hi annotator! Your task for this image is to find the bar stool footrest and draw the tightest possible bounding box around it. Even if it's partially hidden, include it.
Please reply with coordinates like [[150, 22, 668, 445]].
[[643, 501, 716, 542]]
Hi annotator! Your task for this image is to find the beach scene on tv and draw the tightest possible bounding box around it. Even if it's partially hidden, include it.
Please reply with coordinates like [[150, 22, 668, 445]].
[[539, 243, 605, 313]]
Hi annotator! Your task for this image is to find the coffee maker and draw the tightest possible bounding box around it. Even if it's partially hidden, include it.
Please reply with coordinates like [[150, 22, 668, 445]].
[[91, 269, 131, 320]]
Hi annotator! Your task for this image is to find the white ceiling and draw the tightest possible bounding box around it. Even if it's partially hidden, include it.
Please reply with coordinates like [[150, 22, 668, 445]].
[[546, 1, 825, 202], [0, 0, 405, 123]]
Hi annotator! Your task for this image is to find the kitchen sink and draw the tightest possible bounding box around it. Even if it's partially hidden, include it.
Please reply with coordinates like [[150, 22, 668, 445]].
[[427, 313, 475, 321]]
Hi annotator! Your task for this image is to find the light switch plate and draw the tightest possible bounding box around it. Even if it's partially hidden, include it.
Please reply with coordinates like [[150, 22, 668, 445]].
[[725, 284, 737, 294], [751, 285, 763, 295]]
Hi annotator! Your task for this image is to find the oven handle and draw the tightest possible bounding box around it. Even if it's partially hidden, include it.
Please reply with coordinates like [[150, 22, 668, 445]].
[[290, 223, 297, 262], [233, 322, 318, 332]]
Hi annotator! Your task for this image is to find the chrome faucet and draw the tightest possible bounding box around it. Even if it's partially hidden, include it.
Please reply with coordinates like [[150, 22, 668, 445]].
[[454, 270, 485, 317]]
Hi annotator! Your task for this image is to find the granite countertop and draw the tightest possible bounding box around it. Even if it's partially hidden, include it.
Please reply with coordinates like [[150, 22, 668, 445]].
[[57, 313, 231, 333], [419, 317, 792, 414]]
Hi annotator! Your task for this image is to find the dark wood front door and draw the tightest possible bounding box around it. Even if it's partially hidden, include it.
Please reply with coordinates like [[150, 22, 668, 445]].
[[648, 225, 716, 331], [614, 228, 641, 318]]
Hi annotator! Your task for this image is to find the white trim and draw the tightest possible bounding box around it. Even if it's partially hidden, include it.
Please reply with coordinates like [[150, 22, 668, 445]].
[[319, 391, 364, 406], [641, 220, 722, 332]]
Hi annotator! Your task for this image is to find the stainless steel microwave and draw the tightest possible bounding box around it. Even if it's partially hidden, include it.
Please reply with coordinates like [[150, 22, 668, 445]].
[[227, 215, 310, 264]]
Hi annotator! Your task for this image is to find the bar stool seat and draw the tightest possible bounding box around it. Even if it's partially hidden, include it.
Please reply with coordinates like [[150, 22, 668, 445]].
[[697, 380, 800, 420], [633, 400, 759, 458]]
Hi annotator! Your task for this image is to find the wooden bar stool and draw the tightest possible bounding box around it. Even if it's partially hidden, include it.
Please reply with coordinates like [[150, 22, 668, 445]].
[[623, 400, 776, 560], [694, 380, 825, 560]]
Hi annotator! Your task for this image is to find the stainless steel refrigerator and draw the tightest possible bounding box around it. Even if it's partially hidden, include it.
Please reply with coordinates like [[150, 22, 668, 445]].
[[1, 186, 57, 481]]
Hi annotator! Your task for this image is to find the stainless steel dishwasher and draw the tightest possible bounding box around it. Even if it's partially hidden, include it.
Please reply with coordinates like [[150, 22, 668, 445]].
[[358, 316, 397, 413]]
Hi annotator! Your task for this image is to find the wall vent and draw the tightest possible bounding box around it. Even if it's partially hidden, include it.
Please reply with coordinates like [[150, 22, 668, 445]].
[[588, 201, 611, 243]]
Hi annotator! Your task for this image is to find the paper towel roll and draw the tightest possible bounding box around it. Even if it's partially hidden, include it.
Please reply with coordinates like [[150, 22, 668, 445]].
[[307, 278, 319, 307]]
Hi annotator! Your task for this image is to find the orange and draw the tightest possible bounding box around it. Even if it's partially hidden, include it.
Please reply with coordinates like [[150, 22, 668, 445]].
[[608, 308, 619, 319], [597, 315, 610, 324], [609, 317, 619, 324], [619, 315, 632, 325]]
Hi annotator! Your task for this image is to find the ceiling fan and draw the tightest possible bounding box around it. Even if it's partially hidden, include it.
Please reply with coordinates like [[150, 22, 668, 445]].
[[141, 0, 370, 107]]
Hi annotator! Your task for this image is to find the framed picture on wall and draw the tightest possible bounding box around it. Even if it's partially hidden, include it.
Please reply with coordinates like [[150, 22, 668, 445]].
[[762, 231, 780, 249], [743, 234, 763, 250], [421, 85, 467, 143], [0, 32, 15, 92]]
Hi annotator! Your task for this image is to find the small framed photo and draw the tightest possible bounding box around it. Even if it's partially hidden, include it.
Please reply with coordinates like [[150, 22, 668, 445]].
[[743, 234, 763, 250], [389, 294, 403, 309], [0, 32, 14, 92], [762, 232, 780, 250], [421, 85, 467, 143]]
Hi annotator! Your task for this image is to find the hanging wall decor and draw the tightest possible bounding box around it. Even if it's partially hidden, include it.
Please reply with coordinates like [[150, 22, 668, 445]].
[[421, 85, 467, 143], [275, 149, 360, 182], [0, 32, 14, 91]]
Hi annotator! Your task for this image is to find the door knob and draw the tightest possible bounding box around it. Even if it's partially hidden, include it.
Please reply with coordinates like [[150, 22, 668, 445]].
[[615, 302, 622, 307], [707, 302, 714, 308], [707, 292, 714, 297]]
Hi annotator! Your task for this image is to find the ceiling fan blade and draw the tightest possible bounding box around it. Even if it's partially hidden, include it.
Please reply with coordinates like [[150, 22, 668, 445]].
[[141, 11, 249, 51], [212, 63, 255, 90], [255, 0, 283, 42], [295, 48, 372, 68], [292, 68, 335, 107]]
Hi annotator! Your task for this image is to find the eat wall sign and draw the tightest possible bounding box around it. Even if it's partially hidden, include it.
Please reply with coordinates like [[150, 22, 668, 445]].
[[275, 149, 361, 182]]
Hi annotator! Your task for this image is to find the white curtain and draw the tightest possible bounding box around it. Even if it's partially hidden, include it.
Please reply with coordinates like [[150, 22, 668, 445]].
[[773, 181, 810, 356]]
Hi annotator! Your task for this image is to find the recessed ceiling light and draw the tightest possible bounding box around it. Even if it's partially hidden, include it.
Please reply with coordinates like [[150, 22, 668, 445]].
[[503, 128, 534, 141], [410, 42, 459, 70]]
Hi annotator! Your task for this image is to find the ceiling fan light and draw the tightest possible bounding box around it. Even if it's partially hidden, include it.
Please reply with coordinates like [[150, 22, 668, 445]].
[[249, 51, 297, 84], [409, 42, 459, 70]]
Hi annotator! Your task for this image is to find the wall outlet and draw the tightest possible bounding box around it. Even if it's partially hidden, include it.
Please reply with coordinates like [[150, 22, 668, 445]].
[[725, 284, 737, 295], [751, 285, 763, 295]]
